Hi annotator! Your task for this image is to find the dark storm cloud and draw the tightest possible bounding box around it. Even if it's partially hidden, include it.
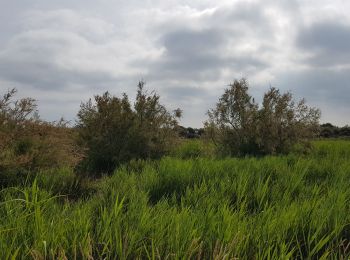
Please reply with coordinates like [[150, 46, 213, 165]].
[[297, 21, 350, 67]]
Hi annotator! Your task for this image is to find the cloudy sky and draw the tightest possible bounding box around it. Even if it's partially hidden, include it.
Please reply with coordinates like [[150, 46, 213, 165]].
[[1, 0, 349, 127]]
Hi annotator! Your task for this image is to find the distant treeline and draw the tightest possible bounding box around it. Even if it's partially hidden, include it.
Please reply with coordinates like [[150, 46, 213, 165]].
[[320, 123, 350, 138], [178, 126, 204, 139], [179, 124, 350, 139]]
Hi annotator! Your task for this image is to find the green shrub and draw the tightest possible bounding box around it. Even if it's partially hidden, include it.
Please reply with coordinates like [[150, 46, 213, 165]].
[[0, 89, 82, 187], [205, 78, 320, 156], [76, 81, 181, 175]]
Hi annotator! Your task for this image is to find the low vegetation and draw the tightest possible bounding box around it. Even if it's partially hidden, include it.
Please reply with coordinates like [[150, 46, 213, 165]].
[[1, 140, 350, 258], [1, 80, 349, 259]]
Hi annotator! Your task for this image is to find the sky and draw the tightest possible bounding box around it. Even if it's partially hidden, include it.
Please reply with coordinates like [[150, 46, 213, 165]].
[[0, 0, 349, 127]]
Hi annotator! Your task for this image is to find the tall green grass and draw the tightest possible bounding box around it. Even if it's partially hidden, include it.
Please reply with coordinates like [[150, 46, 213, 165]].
[[171, 139, 215, 159], [1, 140, 350, 259]]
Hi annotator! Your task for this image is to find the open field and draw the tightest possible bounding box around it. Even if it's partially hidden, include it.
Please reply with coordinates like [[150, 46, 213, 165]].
[[1, 140, 350, 259]]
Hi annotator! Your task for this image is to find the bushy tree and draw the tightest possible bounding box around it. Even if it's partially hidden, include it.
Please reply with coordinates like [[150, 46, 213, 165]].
[[134, 81, 182, 158], [0, 89, 81, 186], [77, 91, 135, 173], [76, 81, 181, 174], [259, 88, 320, 154], [1, 89, 37, 174], [205, 79, 259, 155], [205, 79, 321, 156]]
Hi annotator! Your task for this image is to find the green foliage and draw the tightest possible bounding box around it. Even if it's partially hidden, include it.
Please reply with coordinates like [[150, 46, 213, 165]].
[[206, 78, 259, 156], [259, 87, 320, 154], [205, 78, 321, 156], [171, 139, 215, 159], [77, 81, 181, 174], [320, 123, 350, 138], [1, 140, 350, 259]]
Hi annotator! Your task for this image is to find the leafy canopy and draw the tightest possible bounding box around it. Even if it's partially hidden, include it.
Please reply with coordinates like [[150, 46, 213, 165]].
[[205, 78, 320, 156], [76, 81, 182, 174]]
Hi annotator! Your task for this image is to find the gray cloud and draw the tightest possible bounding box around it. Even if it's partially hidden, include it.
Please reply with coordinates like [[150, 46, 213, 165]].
[[0, 0, 350, 127], [0, 9, 145, 94], [297, 21, 350, 67], [159, 84, 217, 127], [277, 68, 350, 104], [298, 22, 350, 52], [147, 11, 270, 83], [164, 85, 210, 101], [0, 31, 117, 90], [274, 68, 350, 125], [162, 29, 224, 57], [210, 2, 271, 34], [154, 28, 227, 81]]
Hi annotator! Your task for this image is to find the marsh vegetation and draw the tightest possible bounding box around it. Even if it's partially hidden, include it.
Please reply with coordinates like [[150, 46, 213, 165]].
[[1, 80, 349, 259]]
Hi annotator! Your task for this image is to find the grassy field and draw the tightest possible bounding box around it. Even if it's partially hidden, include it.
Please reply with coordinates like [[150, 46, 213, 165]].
[[1, 140, 350, 259]]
